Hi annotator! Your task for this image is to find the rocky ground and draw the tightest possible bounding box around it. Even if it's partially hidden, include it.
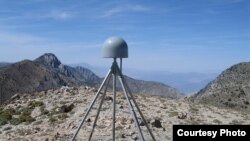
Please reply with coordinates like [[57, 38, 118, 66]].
[[0, 86, 250, 141]]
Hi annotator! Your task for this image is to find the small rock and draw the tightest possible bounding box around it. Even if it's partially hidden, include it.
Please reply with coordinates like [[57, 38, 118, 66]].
[[177, 112, 187, 119], [151, 119, 162, 128], [71, 126, 77, 129], [86, 118, 91, 122], [117, 117, 127, 125], [10, 94, 20, 101], [160, 104, 167, 109], [128, 131, 135, 136], [138, 118, 145, 126], [115, 125, 123, 130], [244, 101, 249, 105], [84, 86, 90, 90], [124, 125, 131, 129], [121, 133, 126, 138], [54, 132, 60, 140], [105, 96, 113, 101], [32, 120, 43, 125], [72, 87, 78, 91], [131, 133, 138, 140], [140, 122, 145, 126], [89, 88, 97, 92], [7, 135, 11, 140], [97, 125, 106, 129], [129, 118, 134, 124], [119, 105, 124, 109]]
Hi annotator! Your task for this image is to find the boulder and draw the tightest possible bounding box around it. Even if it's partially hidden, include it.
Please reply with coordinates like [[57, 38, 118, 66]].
[[177, 112, 187, 119], [57, 103, 74, 113], [151, 119, 162, 128]]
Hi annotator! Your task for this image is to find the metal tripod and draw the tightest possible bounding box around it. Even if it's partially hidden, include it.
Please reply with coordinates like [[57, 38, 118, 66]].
[[71, 58, 156, 141]]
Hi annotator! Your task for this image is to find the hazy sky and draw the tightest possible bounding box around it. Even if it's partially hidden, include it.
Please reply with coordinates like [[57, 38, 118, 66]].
[[0, 0, 249, 73]]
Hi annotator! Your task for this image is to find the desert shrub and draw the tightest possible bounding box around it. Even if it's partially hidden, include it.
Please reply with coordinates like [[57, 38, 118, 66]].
[[10, 118, 22, 125], [101, 107, 109, 111], [40, 106, 49, 115], [4, 108, 17, 115], [0, 112, 12, 125], [49, 116, 57, 123], [0, 108, 15, 125], [244, 101, 249, 105], [213, 119, 222, 124], [58, 113, 68, 120], [159, 98, 165, 103], [189, 106, 199, 113], [190, 117, 204, 125], [18, 114, 35, 123], [190, 120, 201, 125], [230, 119, 243, 125], [59, 101, 68, 105], [18, 107, 32, 116], [3, 126, 12, 131], [28, 101, 44, 108], [169, 111, 178, 117], [0, 106, 36, 126]]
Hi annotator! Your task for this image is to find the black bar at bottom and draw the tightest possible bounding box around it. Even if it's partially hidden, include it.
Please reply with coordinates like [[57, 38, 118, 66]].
[[173, 125, 250, 141]]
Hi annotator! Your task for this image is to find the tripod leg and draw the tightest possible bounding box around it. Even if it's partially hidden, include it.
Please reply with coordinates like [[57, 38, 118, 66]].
[[112, 71, 117, 141], [118, 76, 145, 141], [71, 69, 112, 141], [88, 74, 111, 141], [122, 77, 156, 141]]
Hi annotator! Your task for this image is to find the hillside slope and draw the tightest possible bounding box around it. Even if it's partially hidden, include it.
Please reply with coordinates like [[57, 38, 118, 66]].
[[191, 62, 250, 111], [124, 76, 183, 99], [0, 60, 83, 102]]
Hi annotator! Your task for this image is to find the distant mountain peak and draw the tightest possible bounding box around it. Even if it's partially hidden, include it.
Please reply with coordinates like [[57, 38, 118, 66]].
[[35, 53, 62, 68]]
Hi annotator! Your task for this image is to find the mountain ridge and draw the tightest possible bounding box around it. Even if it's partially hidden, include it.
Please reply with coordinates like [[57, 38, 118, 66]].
[[0, 53, 183, 103], [70, 62, 217, 93], [34, 53, 100, 84], [0, 59, 83, 102], [190, 62, 250, 111]]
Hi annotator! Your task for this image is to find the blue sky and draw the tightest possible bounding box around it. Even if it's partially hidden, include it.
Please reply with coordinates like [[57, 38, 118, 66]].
[[0, 0, 249, 73]]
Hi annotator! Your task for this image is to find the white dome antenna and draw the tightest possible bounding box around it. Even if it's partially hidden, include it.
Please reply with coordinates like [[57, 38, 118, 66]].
[[102, 36, 128, 58], [71, 37, 156, 141]]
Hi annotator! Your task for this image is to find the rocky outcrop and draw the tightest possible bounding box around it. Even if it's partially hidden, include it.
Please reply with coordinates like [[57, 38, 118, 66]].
[[34, 53, 100, 84], [34, 53, 61, 68]]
